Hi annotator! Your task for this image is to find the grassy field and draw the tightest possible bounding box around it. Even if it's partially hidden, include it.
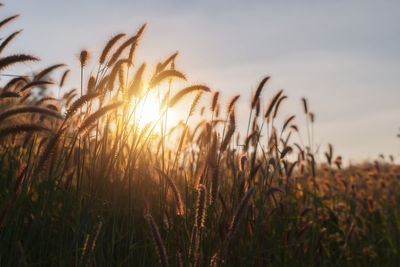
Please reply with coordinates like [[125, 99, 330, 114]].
[[0, 7, 399, 267]]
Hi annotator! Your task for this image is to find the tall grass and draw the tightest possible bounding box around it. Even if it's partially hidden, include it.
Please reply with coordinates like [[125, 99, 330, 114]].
[[0, 5, 399, 266]]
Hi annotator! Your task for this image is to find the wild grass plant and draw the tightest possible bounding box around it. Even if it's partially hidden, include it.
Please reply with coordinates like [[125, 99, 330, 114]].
[[0, 5, 399, 266]]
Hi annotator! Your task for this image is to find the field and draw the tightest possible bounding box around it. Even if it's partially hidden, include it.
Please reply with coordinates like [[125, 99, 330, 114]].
[[0, 7, 400, 267]]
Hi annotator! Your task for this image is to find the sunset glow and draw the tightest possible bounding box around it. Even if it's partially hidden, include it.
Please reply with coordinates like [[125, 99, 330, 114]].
[[131, 91, 179, 134], [1, 2, 400, 266]]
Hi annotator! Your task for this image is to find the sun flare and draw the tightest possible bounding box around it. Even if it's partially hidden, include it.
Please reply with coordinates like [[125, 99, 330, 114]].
[[131, 92, 178, 134]]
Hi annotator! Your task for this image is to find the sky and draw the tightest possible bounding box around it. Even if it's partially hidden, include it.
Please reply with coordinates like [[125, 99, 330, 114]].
[[2, 0, 400, 163]]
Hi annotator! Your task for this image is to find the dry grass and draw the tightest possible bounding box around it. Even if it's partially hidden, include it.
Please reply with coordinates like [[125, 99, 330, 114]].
[[0, 5, 399, 267]]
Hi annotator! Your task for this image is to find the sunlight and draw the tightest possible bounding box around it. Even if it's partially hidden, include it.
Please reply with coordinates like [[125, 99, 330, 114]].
[[131, 91, 179, 134]]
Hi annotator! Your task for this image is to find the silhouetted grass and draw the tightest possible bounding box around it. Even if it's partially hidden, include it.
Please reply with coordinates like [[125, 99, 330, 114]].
[[0, 5, 399, 267]]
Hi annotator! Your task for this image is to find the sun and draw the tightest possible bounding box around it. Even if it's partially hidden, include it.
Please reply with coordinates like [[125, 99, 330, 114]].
[[131, 91, 178, 134]]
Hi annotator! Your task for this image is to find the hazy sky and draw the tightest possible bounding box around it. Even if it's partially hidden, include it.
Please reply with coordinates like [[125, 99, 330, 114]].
[[2, 0, 400, 163]]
